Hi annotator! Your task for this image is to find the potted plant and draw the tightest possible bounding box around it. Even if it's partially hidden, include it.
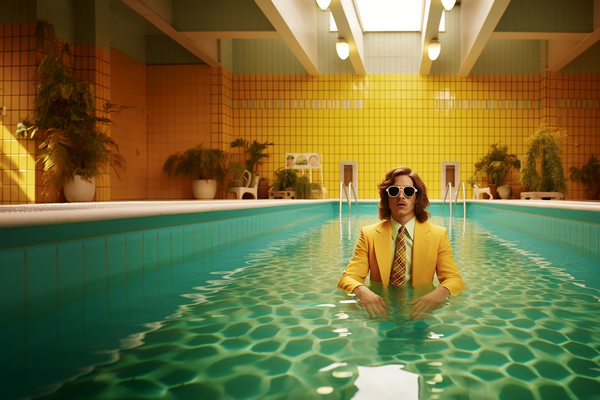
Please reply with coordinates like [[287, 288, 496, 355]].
[[230, 138, 273, 183], [294, 175, 322, 199], [14, 21, 130, 202], [569, 155, 600, 200], [520, 125, 568, 198], [471, 143, 521, 199], [269, 168, 298, 198], [163, 145, 228, 199]]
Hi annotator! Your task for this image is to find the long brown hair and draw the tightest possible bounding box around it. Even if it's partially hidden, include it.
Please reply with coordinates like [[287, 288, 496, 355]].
[[377, 166, 430, 222]]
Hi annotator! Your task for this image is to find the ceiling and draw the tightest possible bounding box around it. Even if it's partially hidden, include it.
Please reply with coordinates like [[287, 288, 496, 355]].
[[114, 0, 600, 76]]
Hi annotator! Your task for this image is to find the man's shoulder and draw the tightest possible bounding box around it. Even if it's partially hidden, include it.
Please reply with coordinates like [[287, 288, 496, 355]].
[[418, 220, 447, 234], [361, 220, 389, 234]]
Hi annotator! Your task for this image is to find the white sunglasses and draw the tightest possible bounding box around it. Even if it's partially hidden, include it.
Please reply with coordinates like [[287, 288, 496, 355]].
[[386, 186, 418, 198]]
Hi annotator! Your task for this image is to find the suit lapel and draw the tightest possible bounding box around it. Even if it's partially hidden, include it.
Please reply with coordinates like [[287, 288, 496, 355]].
[[374, 220, 392, 284], [412, 221, 431, 283]]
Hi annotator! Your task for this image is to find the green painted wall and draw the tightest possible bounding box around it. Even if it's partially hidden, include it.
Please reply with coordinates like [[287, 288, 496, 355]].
[[110, 12, 147, 64], [496, 0, 593, 32], [74, 0, 110, 50], [37, 0, 75, 43], [431, 9, 461, 75], [561, 40, 600, 73], [318, 10, 354, 75], [233, 39, 307, 74], [0, 0, 36, 23], [221, 39, 234, 72], [471, 40, 541, 75], [172, 0, 274, 31], [146, 35, 205, 65]]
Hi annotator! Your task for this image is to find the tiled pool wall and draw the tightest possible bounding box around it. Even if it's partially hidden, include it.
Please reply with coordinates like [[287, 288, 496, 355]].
[[2, 200, 599, 328], [0, 202, 332, 328], [469, 203, 600, 263]]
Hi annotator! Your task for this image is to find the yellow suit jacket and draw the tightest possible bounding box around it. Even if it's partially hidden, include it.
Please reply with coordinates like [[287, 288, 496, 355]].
[[338, 219, 465, 296]]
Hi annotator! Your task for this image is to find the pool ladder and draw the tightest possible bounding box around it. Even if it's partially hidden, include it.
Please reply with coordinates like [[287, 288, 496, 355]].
[[340, 182, 359, 214], [441, 182, 466, 217]]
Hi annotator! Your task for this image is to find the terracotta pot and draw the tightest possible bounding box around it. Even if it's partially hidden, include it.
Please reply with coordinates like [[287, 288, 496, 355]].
[[258, 180, 269, 199], [512, 185, 522, 199], [64, 176, 95, 202], [192, 179, 217, 199], [488, 184, 499, 199]]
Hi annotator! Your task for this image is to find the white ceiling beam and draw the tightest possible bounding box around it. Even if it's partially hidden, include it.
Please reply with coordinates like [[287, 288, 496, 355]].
[[458, 0, 511, 77], [490, 32, 589, 41], [180, 31, 280, 40], [254, 0, 320, 75], [121, 0, 221, 67], [329, 0, 366, 75], [419, 0, 445, 75], [546, 26, 600, 71]]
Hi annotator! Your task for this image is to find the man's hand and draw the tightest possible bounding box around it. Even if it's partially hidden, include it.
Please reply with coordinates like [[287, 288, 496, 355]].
[[352, 286, 390, 320], [407, 286, 449, 319]]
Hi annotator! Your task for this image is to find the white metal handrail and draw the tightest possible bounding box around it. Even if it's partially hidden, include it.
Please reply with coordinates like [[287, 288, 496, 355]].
[[452, 181, 467, 216], [349, 182, 359, 213], [441, 182, 452, 217], [340, 182, 351, 215]]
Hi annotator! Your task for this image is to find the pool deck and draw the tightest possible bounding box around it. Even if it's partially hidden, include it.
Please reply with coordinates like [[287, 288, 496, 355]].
[[1, 198, 599, 228]]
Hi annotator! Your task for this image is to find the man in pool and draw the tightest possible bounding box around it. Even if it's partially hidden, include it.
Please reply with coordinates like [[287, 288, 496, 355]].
[[338, 166, 465, 320]]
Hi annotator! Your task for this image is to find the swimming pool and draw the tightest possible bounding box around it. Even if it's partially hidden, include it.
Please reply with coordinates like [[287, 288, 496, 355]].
[[2, 203, 600, 399]]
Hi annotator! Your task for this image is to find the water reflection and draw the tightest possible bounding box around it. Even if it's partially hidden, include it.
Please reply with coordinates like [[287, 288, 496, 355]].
[[353, 364, 420, 400]]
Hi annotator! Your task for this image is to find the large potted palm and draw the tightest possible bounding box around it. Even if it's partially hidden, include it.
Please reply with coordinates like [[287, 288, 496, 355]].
[[471, 143, 521, 199], [520, 125, 568, 199], [163, 145, 228, 199], [15, 21, 128, 202]]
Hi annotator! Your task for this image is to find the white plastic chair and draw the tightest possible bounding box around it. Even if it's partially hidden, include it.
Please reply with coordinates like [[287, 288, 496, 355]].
[[229, 171, 259, 199]]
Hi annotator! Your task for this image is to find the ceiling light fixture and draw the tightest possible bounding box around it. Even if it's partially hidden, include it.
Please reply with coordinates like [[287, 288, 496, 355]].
[[428, 39, 441, 61], [316, 0, 331, 10], [441, 0, 456, 11], [336, 38, 350, 60]]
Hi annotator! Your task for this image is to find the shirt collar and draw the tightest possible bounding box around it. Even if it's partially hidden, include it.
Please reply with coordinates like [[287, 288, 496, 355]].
[[390, 216, 416, 240]]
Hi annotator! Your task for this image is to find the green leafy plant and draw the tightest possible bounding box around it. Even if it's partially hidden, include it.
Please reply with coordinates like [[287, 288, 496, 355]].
[[271, 168, 298, 191], [294, 175, 322, 199], [520, 125, 568, 195], [569, 155, 600, 191], [14, 21, 130, 194], [230, 138, 273, 181], [471, 143, 521, 187], [163, 145, 228, 182]]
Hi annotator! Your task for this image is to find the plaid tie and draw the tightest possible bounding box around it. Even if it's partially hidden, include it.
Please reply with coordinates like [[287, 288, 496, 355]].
[[391, 226, 407, 286]]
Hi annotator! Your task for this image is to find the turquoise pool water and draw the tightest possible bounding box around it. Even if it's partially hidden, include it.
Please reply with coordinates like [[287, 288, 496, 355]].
[[2, 209, 600, 399]]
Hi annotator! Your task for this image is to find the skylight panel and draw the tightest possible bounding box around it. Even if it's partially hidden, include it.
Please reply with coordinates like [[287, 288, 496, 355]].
[[355, 0, 423, 32]]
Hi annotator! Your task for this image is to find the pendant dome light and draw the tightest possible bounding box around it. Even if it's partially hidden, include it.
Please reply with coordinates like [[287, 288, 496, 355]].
[[316, 0, 331, 10], [441, 0, 456, 11], [336, 38, 350, 60], [428, 39, 441, 61]]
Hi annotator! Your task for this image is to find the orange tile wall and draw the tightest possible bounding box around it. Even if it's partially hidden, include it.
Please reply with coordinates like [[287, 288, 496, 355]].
[[147, 64, 213, 199], [110, 48, 148, 200]]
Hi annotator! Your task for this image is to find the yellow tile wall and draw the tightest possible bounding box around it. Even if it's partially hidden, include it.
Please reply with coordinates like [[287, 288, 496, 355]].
[[233, 74, 552, 199], [110, 48, 148, 200], [0, 23, 37, 205]]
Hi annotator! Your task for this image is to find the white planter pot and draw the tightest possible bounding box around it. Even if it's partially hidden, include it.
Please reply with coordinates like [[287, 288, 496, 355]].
[[498, 186, 512, 200], [192, 179, 217, 199], [64, 176, 96, 202]]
